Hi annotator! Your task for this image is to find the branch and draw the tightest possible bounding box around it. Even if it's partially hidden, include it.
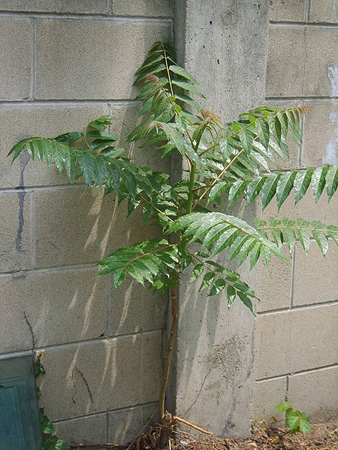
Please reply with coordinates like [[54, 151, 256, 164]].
[[193, 148, 244, 209]]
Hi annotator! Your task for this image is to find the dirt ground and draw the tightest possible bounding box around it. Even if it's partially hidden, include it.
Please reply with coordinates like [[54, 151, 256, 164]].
[[174, 421, 338, 450], [69, 421, 338, 449]]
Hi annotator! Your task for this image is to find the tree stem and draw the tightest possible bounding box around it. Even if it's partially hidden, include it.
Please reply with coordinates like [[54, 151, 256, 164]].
[[186, 163, 196, 214], [159, 286, 178, 419]]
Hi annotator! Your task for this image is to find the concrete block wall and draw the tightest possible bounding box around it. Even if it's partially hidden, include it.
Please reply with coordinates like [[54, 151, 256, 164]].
[[0, 1, 172, 445], [252, 0, 338, 424]]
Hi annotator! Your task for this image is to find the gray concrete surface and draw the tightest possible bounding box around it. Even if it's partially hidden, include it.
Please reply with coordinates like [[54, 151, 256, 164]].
[[172, 0, 270, 437]]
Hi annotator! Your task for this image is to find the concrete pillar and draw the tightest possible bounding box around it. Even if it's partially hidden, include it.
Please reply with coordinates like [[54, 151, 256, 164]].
[[172, 0, 270, 437]]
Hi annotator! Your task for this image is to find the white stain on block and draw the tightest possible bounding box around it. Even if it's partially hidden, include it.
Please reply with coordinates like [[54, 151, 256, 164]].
[[323, 110, 338, 165], [328, 66, 338, 97]]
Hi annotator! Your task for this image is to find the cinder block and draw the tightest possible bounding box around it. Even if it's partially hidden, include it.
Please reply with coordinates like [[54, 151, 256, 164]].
[[54, 413, 107, 445], [109, 403, 157, 445], [113, 0, 173, 17], [293, 245, 338, 306], [288, 366, 338, 422], [261, 187, 338, 228], [309, 1, 338, 23], [0, 267, 110, 353], [111, 278, 165, 336], [34, 187, 161, 268], [1, 103, 169, 189], [0, 0, 109, 13], [0, 104, 108, 189], [250, 251, 292, 312], [302, 101, 338, 167], [35, 19, 172, 99], [0, 18, 31, 100], [254, 304, 338, 378], [140, 332, 162, 404], [269, 0, 305, 22], [267, 27, 338, 97], [0, 192, 31, 273], [38, 332, 162, 421], [251, 378, 286, 424]]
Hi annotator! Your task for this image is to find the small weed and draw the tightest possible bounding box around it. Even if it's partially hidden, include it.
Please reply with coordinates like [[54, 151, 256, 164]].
[[275, 401, 311, 435]]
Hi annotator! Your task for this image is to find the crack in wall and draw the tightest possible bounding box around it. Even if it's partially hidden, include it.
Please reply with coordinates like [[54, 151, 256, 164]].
[[15, 152, 30, 253]]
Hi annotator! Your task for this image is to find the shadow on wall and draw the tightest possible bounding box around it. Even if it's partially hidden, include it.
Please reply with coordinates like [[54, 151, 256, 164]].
[[1, 114, 169, 445]]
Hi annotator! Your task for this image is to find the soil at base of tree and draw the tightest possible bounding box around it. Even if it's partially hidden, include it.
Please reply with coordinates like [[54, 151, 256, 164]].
[[69, 421, 338, 449]]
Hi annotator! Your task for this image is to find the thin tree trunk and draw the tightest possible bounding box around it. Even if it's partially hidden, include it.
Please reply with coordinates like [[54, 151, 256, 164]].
[[159, 286, 178, 419]]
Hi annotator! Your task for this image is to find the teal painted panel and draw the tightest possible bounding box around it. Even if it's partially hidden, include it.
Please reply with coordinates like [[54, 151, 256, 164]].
[[0, 386, 27, 449], [0, 355, 42, 450]]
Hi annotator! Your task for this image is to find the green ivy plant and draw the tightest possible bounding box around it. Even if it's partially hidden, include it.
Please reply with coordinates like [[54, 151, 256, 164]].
[[275, 401, 311, 435], [34, 353, 68, 450], [9, 42, 338, 443]]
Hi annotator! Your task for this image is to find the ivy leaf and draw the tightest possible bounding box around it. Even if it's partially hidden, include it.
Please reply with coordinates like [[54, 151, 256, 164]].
[[299, 413, 311, 434]]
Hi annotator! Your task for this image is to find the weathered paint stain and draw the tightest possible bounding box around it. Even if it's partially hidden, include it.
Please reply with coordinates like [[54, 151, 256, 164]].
[[15, 152, 30, 252], [323, 110, 338, 165], [335, 0, 338, 23], [328, 66, 338, 97]]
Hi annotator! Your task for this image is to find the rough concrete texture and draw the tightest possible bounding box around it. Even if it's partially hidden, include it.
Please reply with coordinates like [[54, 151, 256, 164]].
[[173, 0, 270, 437], [0, 0, 110, 13], [34, 187, 161, 268], [248, 249, 292, 312], [175, 286, 255, 436], [269, 0, 305, 22], [109, 403, 157, 445], [302, 101, 338, 167], [288, 366, 338, 422], [293, 245, 338, 306], [111, 278, 165, 335], [0, 267, 111, 353], [267, 26, 338, 98], [0, 192, 31, 273], [255, 304, 338, 379], [176, 0, 269, 121], [310, 0, 338, 23], [38, 332, 162, 421], [54, 413, 107, 445], [35, 19, 172, 99], [0, 18, 31, 100], [251, 378, 286, 424], [113, 0, 173, 17]]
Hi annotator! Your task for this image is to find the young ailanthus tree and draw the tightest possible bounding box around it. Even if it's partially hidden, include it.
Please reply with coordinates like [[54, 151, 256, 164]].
[[9, 42, 338, 448]]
